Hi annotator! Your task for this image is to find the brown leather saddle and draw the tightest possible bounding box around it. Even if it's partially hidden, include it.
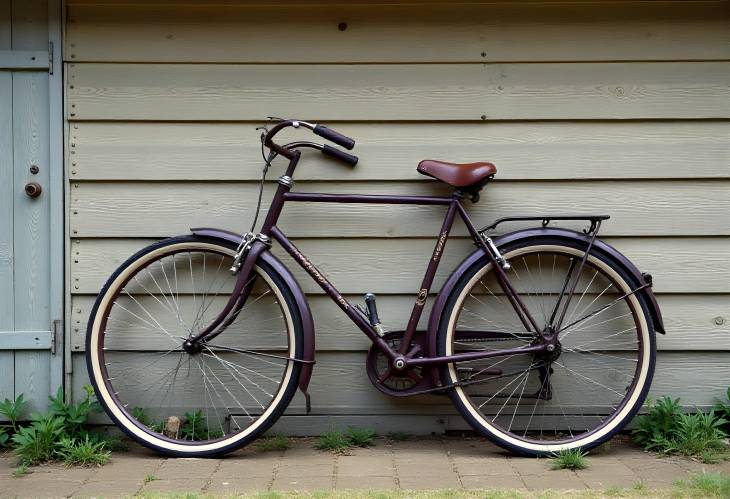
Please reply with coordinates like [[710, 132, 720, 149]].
[[417, 160, 497, 199]]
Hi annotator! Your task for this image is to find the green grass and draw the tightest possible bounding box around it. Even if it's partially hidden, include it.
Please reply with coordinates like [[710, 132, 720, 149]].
[[255, 434, 291, 452], [131, 480, 730, 499], [55, 435, 111, 466], [315, 427, 377, 452], [12, 462, 28, 478], [315, 429, 352, 453], [386, 432, 412, 442], [632, 395, 729, 463], [346, 427, 376, 447], [675, 472, 730, 498], [144, 473, 157, 483], [549, 449, 588, 470]]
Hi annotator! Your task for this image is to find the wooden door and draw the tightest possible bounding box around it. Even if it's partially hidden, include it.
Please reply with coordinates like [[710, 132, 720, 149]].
[[0, 0, 62, 413]]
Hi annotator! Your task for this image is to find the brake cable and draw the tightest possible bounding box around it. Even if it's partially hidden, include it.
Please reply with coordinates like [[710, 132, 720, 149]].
[[249, 126, 278, 233]]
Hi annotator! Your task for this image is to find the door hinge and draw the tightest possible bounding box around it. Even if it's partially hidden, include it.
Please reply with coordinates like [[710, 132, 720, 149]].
[[48, 42, 53, 74], [51, 319, 62, 355]]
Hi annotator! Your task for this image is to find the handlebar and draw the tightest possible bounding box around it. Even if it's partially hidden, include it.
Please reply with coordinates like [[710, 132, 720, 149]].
[[313, 125, 355, 150], [263, 119, 357, 167]]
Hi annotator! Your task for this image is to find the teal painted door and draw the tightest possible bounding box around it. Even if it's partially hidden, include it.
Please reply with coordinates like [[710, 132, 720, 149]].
[[0, 0, 63, 413]]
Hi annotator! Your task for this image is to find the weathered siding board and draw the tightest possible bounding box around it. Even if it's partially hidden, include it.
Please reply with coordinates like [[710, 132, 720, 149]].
[[66, 62, 730, 121], [70, 294, 730, 352], [69, 181, 730, 237], [70, 352, 730, 415], [71, 238, 730, 295], [65, 2, 730, 63], [69, 122, 730, 181]]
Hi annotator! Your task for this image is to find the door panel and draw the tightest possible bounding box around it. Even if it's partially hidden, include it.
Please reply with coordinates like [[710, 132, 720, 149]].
[[0, 0, 59, 414]]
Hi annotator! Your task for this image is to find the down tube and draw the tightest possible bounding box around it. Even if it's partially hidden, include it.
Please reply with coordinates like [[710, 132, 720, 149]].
[[268, 227, 397, 359]]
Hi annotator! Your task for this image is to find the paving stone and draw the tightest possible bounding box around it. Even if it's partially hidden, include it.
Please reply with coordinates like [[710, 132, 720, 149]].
[[141, 477, 208, 493], [336, 475, 396, 489], [454, 457, 517, 476], [397, 472, 461, 490], [337, 455, 393, 476], [629, 459, 690, 487], [72, 478, 144, 497], [155, 457, 221, 479], [205, 475, 271, 493], [576, 460, 641, 488], [214, 458, 278, 478], [460, 473, 527, 490], [272, 474, 333, 491], [0, 477, 85, 498], [395, 458, 452, 477], [521, 471, 588, 490], [509, 457, 552, 475], [276, 461, 335, 478]]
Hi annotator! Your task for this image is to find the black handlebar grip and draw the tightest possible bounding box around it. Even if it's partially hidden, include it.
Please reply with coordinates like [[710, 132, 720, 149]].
[[313, 125, 356, 150], [322, 144, 359, 166]]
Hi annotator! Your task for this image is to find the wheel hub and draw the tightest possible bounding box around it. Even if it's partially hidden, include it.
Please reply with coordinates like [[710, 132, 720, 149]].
[[182, 340, 203, 355]]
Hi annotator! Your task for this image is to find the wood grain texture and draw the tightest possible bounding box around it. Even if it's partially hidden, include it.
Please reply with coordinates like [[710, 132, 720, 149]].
[[70, 293, 730, 352], [70, 237, 730, 295], [65, 2, 730, 63], [70, 351, 730, 415], [12, 71, 50, 331], [66, 62, 730, 121], [0, 352, 14, 406], [69, 121, 730, 181], [68, 180, 730, 238], [14, 351, 50, 413], [0, 72, 13, 332]]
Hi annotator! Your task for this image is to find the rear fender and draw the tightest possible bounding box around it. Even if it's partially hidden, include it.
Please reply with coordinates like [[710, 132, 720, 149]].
[[426, 227, 665, 359], [191, 228, 316, 394]]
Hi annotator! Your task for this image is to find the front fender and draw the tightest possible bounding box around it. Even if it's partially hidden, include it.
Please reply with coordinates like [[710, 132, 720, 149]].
[[191, 228, 316, 394], [427, 228, 665, 357]]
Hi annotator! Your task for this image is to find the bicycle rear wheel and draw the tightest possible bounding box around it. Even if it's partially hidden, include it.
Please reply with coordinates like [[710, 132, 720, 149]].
[[86, 235, 302, 457], [438, 236, 656, 456]]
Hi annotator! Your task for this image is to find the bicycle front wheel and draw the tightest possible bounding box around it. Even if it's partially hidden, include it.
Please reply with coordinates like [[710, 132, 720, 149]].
[[438, 236, 656, 456], [86, 235, 302, 457]]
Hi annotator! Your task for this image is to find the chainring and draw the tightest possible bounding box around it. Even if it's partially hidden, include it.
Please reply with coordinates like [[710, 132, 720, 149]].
[[365, 331, 426, 396]]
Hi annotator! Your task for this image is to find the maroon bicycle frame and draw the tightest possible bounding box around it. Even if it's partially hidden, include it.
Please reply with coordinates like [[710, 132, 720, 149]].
[[190, 148, 548, 370]]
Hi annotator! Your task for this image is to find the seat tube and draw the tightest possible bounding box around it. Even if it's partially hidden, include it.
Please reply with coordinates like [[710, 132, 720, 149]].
[[260, 151, 300, 236], [399, 197, 460, 354]]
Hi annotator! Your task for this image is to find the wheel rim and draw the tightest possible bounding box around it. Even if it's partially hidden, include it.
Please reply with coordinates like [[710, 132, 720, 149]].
[[88, 242, 296, 453], [445, 245, 651, 452]]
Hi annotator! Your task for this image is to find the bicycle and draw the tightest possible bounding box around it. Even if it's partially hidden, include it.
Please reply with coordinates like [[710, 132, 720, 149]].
[[86, 119, 665, 457]]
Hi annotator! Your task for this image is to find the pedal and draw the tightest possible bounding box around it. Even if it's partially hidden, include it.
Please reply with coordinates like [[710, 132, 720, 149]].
[[364, 293, 385, 336]]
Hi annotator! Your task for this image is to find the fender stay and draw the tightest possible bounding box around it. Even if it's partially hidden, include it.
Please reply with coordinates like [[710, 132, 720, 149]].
[[191, 228, 316, 396]]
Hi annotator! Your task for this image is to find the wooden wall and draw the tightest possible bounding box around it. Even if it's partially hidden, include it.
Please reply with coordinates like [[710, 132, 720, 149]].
[[64, 0, 730, 432]]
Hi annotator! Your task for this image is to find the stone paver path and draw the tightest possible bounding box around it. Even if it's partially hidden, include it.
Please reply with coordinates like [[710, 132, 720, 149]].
[[0, 436, 727, 497]]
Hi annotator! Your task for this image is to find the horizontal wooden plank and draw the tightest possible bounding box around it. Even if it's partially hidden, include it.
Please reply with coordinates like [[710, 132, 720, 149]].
[[69, 180, 730, 237], [0, 50, 49, 69], [69, 121, 730, 181], [0, 331, 53, 350], [65, 2, 730, 63], [70, 293, 730, 352], [67, 62, 730, 121], [70, 351, 730, 414], [71, 237, 730, 295]]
